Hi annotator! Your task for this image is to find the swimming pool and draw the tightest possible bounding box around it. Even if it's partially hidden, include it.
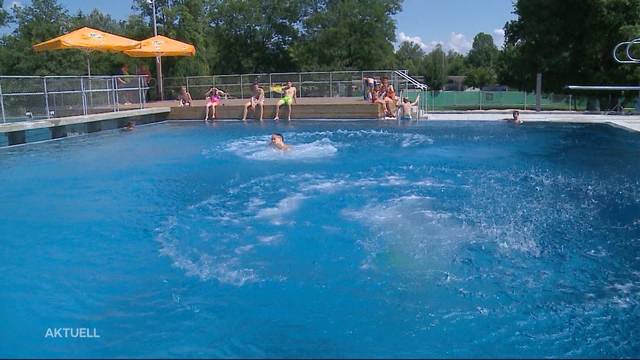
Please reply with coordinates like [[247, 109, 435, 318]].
[[1, 120, 639, 358]]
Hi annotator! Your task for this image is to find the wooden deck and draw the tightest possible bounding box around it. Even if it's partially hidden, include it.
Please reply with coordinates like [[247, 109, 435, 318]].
[[144, 97, 383, 120]]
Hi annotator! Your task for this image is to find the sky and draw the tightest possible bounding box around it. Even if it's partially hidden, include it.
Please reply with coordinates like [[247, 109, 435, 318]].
[[2, 0, 517, 53]]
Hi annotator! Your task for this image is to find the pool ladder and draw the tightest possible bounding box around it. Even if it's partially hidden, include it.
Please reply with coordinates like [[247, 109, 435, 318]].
[[394, 71, 430, 119]]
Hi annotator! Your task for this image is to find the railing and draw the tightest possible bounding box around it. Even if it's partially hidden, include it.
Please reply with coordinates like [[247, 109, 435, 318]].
[[400, 90, 637, 112], [0, 75, 149, 123], [163, 70, 412, 101]]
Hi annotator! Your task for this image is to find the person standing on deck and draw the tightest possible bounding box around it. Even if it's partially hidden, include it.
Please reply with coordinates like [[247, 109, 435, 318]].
[[116, 64, 132, 105], [274, 81, 297, 121], [242, 83, 266, 121], [137, 64, 152, 101]]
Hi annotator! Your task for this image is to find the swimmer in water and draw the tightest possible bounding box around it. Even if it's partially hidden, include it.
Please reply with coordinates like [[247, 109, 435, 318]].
[[123, 121, 135, 131], [270, 133, 289, 151], [399, 95, 420, 120], [507, 110, 523, 124]]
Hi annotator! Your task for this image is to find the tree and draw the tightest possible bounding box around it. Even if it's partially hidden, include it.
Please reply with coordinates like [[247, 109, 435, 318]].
[[422, 44, 447, 90], [205, 0, 308, 74], [395, 41, 425, 75], [503, 0, 640, 91], [0, 0, 86, 75], [465, 66, 497, 88], [467, 32, 499, 69], [291, 0, 402, 70], [0, 0, 8, 27]]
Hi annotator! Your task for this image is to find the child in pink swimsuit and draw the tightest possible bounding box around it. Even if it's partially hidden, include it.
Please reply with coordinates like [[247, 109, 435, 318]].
[[204, 87, 226, 121]]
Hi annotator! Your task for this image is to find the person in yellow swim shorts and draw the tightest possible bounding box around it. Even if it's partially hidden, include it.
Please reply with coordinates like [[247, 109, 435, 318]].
[[274, 81, 297, 121]]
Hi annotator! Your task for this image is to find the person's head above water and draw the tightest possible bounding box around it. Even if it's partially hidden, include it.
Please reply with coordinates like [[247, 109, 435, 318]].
[[270, 133, 289, 150], [271, 133, 284, 144], [403, 97, 410, 103], [513, 110, 520, 120]]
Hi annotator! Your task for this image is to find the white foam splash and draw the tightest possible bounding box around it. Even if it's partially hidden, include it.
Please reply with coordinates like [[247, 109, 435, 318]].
[[223, 136, 338, 161], [344, 195, 469, 271], [255, 193, 307, 225]]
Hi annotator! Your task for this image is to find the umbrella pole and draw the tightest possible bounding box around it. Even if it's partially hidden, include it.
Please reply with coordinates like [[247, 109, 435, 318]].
[[86, 53, 93, 109], [156, 56, 164, 100]]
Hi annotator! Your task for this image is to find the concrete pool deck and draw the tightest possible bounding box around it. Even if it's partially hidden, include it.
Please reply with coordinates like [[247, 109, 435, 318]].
[[2, 99, 640, 147], [0, 108, 171, 145], [426, 111, 640, 132]]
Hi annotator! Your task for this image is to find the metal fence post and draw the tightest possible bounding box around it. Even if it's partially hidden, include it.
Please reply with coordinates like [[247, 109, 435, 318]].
[[80, 77, 88, 116], [43, 77, 51, 119], [0, 79, 5, 123], [299, 73, 302, 97], [569, 94, 572, 111], [524, 91, 527, 111], [240, 75, 244, 99], [186, 77, 190, 93], [269, 74, 273, 99], [329, 72, 333, 97], [113, 77, 119, 112], [138, 76, 143, 109]]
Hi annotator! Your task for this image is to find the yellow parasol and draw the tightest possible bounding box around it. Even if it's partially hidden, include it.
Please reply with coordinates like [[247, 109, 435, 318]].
[[33, 27, 140, 76], [123, 35, 195, 57], [124, 35, 196, 100]]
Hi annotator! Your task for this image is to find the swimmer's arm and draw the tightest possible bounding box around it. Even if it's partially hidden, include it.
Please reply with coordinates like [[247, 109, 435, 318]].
[[411, 95, 420, 106]]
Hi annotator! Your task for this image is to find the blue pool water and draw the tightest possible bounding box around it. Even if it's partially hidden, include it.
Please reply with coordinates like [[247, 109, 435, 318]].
[[1, 120, 639, 358]]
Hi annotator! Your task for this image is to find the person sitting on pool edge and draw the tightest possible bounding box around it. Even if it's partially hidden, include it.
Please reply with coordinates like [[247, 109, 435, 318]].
[[178, 86, 193, 107], [242, 82, 265, 121], [399, 95, 420, 120], [274, 81, 297, 121], [271, 133, 289, 151], [204, 87, 227, 122]]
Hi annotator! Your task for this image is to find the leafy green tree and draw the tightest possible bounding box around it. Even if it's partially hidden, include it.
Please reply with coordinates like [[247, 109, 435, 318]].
[[465, 66, 497, 88], [503, 0, 640, 91], [161, 0, 212, 77], [292, 0, 402, 70], [446, 50, 467, 76], [206, 0, 308, 74], [395, 41, 425, 75], [422, 44, 447, 90], [467, 32, 499, 69], [0, 0, 9, 27], [0, 0, 86, 75]]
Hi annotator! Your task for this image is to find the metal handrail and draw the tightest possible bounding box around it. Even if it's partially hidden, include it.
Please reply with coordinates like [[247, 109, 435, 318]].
[[393, 70, 428, 90], [613, 37, 640, 64]]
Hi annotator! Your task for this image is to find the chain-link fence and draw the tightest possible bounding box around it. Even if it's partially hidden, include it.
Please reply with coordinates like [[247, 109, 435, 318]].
[[0, 75, 149, 123], [163, 70, 411, 101]]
